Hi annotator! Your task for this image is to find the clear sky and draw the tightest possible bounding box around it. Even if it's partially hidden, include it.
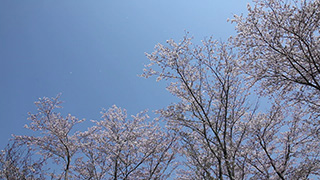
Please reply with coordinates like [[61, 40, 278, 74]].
[[0, 0, 250, 149]]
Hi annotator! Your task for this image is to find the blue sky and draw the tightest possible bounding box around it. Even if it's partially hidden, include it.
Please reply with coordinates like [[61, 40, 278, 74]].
[[0, 0, 250, 148]]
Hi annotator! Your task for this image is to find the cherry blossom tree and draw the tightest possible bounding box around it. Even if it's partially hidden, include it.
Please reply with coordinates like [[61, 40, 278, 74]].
[[229, 0, 320, 178], [142, 35, 257, 179], [14, 94, 85, 179], [232, 0, 320, 115], [74, 105, 178, 180], [143, 23, 320, 179], [0, 140, 45, 180], [245, 101, 320, 179]]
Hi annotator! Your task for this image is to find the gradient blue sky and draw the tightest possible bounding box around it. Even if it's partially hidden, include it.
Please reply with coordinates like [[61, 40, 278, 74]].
[[0, 0, 250, 148]]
